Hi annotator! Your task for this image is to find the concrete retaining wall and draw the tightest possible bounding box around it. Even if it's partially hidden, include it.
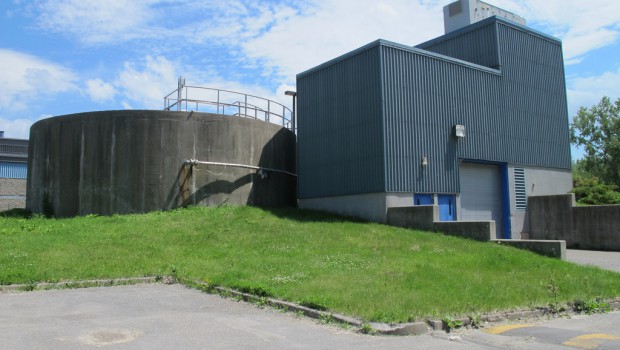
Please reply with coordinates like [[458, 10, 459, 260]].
[[0, 178, 26, 211], [387, 205, 566, 258], [387, 205, 495, 241], [493, 239, 566, 259], [529, 194, 620, 251], [436, 221, 496, 241], [27, 110, 296, 217], [386, 205, 437, 231], [299, 192, 387, 223]]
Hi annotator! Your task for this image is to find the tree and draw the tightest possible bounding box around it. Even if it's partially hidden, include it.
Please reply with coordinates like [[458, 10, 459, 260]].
[[570, 96, 620, 187], [571, 175, 620, 205]]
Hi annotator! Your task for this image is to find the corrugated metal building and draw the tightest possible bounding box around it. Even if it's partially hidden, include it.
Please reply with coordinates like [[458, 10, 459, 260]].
[[0, 135, 29, 211], [296, 12, 572, 238], [0, 137, 28, 178]]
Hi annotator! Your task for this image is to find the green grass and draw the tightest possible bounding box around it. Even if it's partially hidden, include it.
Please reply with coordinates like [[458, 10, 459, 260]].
[[1, 206, 619, 322]]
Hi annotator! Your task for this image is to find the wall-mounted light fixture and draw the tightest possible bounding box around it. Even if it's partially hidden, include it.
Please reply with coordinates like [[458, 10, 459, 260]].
[[453, 124, 465, 139], [421, 155, 428, 167]]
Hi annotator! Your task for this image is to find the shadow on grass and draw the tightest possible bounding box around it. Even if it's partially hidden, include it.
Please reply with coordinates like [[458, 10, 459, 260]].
[[0, 203, 368, 226], [258, 206, 369, 224], [0, 208, 32, 218]]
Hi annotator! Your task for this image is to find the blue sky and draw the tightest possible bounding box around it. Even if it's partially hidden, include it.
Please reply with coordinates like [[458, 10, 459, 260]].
[[1, 0, 619, 160]]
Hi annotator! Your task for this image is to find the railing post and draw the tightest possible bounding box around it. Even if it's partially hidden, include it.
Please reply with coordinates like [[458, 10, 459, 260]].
[[177, 76, 185, 111]]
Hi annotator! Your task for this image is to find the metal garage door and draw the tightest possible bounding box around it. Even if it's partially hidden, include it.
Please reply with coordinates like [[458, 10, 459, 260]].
[[459, 162, 501, 234]]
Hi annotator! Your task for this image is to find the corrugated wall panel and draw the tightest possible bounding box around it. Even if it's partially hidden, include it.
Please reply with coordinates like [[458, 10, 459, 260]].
[[417, 22, 500, 69], [298, 18, 571, 198], [381, 21, 570, 193], [0, 162, 27, 179], [381, 44, 503, 194], [495, 22, 572, 170], [297, 45, 385, 199]]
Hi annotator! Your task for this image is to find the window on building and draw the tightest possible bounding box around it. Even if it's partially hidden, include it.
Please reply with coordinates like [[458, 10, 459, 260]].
[[0, 162, 27, 179]]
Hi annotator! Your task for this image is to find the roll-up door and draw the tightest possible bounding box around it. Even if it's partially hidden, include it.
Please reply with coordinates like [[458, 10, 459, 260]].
[[459, 162, 501, 235]]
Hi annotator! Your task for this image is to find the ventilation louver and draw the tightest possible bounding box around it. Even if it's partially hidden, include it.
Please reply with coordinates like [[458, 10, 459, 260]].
[[514, 168, 527, 210]]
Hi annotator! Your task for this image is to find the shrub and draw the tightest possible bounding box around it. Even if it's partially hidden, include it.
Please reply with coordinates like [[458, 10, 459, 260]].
[[571, 176, 620, 205]]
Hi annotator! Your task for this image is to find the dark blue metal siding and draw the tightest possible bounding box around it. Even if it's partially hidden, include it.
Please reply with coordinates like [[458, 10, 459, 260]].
[[381, 21, 571, 194], [380, 44, 502, 193], [417, 22, 500, 69], [297, 45, 385, 199], [297, 18, 571, 199], [496, 22, 572, 169]]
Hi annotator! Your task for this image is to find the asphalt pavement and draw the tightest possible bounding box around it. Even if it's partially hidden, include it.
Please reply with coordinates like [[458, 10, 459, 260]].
[[0, 284, 472, 350], [566, 249, 620, 273], [2, 283, 620, 349], [1, 249, 619, 349]]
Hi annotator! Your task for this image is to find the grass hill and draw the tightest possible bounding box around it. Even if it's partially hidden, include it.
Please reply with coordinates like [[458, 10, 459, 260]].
[[1, 206, 619, 322]]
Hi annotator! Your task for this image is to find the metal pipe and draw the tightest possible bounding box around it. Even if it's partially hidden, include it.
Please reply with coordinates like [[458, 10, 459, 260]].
[[183, 159, 297, 177]]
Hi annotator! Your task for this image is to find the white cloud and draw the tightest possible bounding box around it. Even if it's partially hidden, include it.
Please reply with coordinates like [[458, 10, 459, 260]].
[[26, 0, 620, 70], [28, 0, 619, 81], [115, 56, 179, 109], [0, 114, 51, 139], [567, 67, 620, 118], [492, 0, 620, 64], [241, 0, 444, 81], [0, 49, 76, 111], [31, 0, 275, 46], [108, 54, 290, 112], [85, 78, 116, 103], [16, 0, 620, 127], [35, 0, 156, 45]]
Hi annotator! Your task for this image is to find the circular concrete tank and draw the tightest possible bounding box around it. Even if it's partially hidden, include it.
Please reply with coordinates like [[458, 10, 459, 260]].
[[27, 110, 296, 217]]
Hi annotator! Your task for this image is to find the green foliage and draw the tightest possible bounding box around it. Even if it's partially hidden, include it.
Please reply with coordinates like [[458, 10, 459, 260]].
[[570, 96, 620, 187], [546, 272, 565, 313], [233, 285, 272, 298], [442, 315, 464, 331], [1, 206, 620, 322], [359, 323, 376, 334], [571, 175, 620, 205], [467, 313, 482, 329], [318, 313, 335, 324], [571, 298, 611, 314], [298, 298, 328, 311]]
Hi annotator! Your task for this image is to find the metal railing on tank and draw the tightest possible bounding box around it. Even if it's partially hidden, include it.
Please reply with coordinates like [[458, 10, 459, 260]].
[[163, 77, 294, 131]]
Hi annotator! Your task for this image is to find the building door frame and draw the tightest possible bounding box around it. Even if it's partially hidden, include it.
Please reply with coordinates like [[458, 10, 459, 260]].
[[458, 159, 511, 239]]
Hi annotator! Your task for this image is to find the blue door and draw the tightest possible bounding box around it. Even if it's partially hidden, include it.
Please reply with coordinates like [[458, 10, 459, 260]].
[[414, 194, 433, 205], [438, 194, 456, 221]]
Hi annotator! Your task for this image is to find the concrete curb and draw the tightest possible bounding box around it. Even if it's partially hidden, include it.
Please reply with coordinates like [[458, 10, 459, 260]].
[[209, 285, 364, 326], [370, 322, 430, 335], [202, 283, 620, 336], [426, 301, 620, 331], [202, 284, 431, 335], [0, 277, 159, 292], [2, 278, 619, 337]]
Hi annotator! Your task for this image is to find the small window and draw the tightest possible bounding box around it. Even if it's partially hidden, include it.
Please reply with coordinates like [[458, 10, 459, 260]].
[[514, 168, 526, 210]]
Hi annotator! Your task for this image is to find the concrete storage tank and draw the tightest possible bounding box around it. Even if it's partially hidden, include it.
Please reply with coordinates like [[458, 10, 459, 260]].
[[27, 104, 296, 217]]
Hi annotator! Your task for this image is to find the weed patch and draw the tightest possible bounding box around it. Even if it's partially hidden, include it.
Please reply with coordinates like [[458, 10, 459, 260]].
[[571, 298, 611, 314]]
